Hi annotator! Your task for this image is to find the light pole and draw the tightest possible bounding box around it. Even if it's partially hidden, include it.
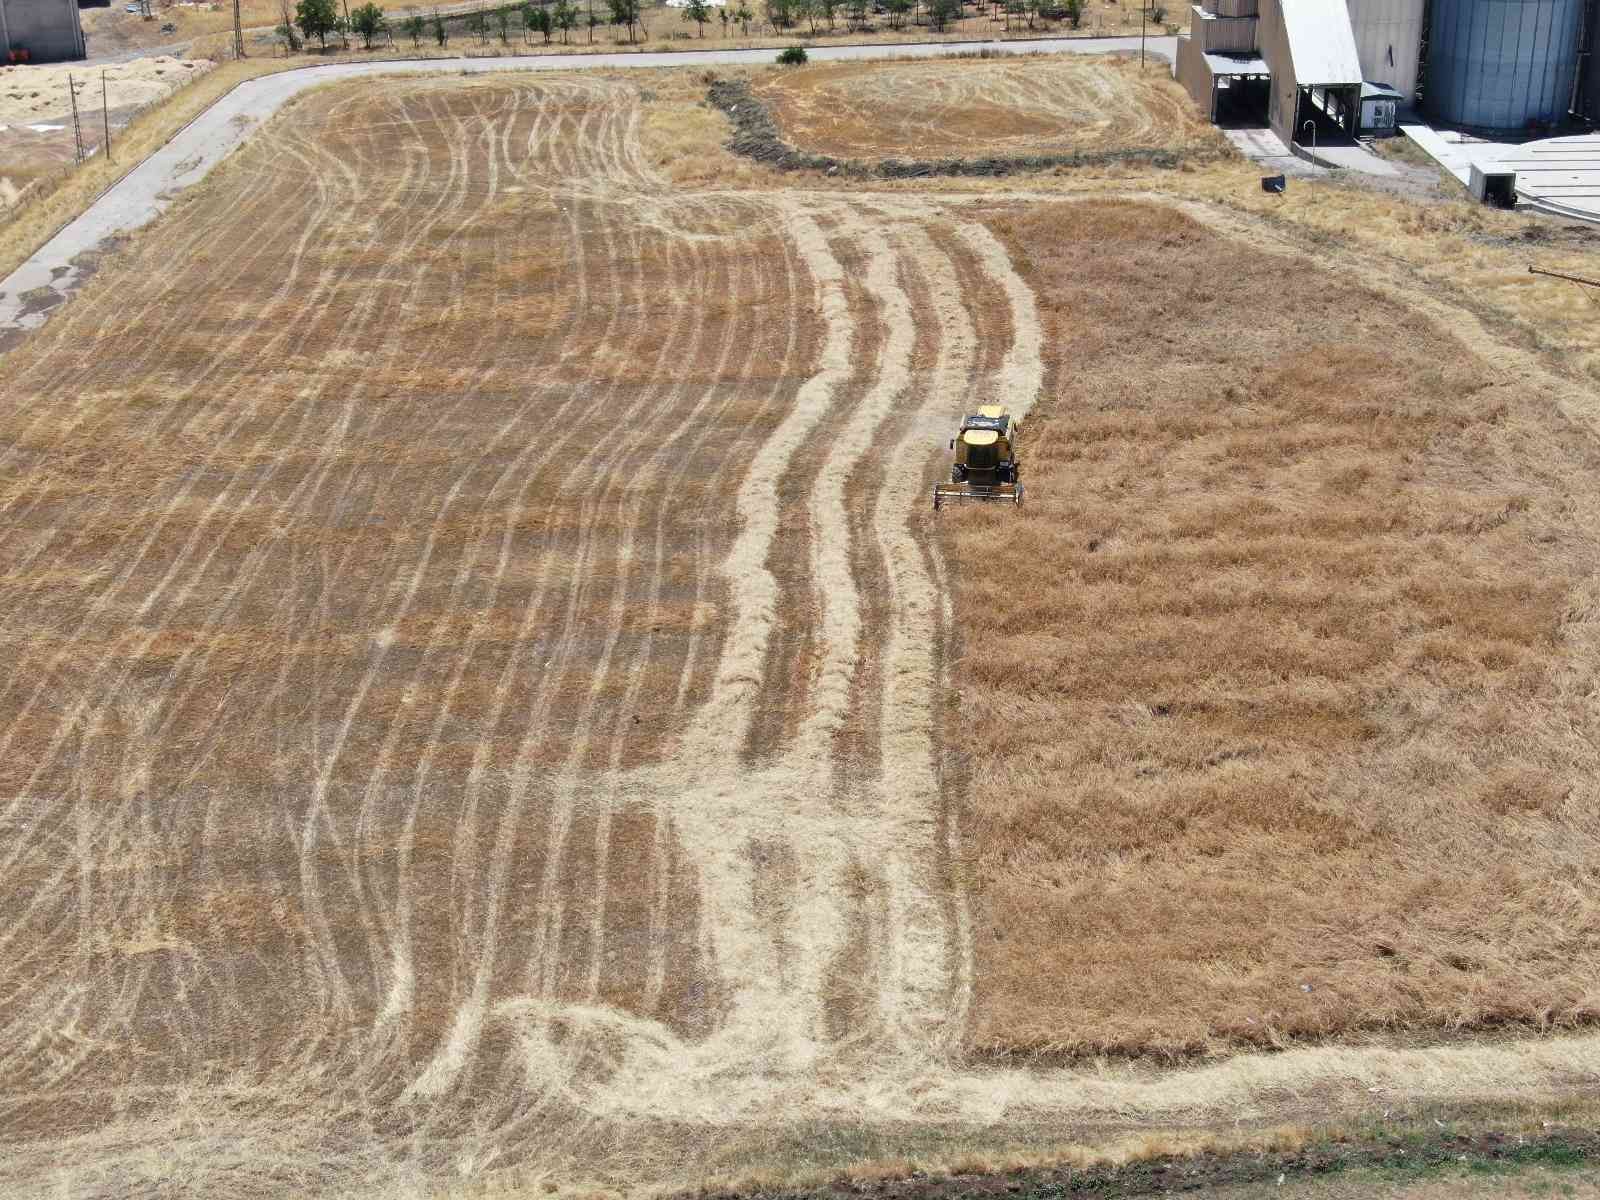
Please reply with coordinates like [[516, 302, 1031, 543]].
[[1302, 118, 1317, 176]]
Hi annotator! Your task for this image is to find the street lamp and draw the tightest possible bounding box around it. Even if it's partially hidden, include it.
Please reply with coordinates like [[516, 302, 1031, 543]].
[[1302, 118, 1317, 176]]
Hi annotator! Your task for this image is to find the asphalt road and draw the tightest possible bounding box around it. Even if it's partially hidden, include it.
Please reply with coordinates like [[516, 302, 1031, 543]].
[[0, 35, 1176, 342]]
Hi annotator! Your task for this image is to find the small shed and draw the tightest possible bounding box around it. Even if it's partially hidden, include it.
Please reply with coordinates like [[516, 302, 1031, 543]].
[[1360, 81, 1405, 134]]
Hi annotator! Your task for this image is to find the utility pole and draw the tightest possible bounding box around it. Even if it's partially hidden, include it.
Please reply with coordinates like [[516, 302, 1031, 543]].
[[1140, 1, 1145, 68], [68, 73, 85, 165], [101, 69, 112, 162], [234, 0, 246, 57]]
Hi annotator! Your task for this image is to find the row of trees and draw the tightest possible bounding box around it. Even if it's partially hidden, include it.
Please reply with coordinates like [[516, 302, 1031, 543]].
[[287, 0, 391, 49], [278, 0, 1090, 54]]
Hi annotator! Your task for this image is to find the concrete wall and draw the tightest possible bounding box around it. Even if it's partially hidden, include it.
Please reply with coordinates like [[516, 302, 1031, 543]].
[[1258, 0, 1300, 141], [1175, 31, 1219, 116], [0, 0, 87, 62]]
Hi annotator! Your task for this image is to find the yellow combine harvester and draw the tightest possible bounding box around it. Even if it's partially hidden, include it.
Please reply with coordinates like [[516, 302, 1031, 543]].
[[932, 405, 1024, 511]]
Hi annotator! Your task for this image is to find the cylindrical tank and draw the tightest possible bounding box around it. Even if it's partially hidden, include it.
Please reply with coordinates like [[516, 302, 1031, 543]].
[[1427, 0, 1584, 130]]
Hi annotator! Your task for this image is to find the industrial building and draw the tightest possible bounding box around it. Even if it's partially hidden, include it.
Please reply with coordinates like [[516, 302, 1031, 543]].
[[1177, 0, 1600, 160], [0, 0, 87, 62], [1176, 0, 1367, 147]]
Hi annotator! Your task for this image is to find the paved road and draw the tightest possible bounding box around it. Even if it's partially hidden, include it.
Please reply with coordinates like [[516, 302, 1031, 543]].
[[0, 35, 1175, 342]]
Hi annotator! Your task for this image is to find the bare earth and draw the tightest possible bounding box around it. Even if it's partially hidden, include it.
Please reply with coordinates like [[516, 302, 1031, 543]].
[[3, 57, 1600, 1200]]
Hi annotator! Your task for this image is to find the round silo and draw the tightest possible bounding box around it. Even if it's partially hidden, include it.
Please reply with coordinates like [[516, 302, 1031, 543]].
[[1427, 0, 1584, 130]]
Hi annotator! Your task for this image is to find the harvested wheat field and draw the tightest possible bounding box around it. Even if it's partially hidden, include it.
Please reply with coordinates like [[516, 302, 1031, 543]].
[[749, 54, 1214, 160], [4, 56, 1600, 1200]]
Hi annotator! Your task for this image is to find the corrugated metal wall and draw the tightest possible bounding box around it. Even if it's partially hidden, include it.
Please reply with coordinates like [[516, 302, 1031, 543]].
[[1428, 0, 1583, 128], [1579, 0, 1600, 119], [0, 0, 86, 62], [1347, 0, 1427, 96]]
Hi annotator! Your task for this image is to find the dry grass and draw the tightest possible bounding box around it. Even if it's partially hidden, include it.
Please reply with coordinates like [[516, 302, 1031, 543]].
[[750, 54, 1216, 160], [953, 199, 1600, 1059]]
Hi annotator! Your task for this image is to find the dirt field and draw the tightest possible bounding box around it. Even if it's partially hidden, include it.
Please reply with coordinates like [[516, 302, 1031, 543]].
[[751, 54, 1212, 159], [5, 51, 1600, 1200]]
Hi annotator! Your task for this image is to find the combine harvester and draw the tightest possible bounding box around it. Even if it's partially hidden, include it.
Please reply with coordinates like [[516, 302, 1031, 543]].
[[933, 405, 1024, 511]]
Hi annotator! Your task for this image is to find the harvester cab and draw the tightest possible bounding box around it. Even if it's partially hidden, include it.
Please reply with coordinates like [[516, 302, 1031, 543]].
[[933, 404, 1024, 511]]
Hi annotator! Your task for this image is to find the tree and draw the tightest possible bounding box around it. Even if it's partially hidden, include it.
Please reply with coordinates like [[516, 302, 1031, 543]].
[[553, 0, 578, 40], [350, 2, 385, 46], [1062, 0, 1081, 25], [817, 0, 836, 29], [683, 0, 711, 35], [927, 0, 960, 29], [525, 2, 553, 40], [402, 12, 424, 42], [277, 0, 303, 48], [767, 0, 793, 27], [719, 6, 729, 34], [608, 0, 640, 41], [846, 0, 867, 30], [296, 0, 338, 47], [464, 6, 488, 40], [495, 4, 511, 41], [735, 0, 752, 31], [884, 0, 909, 27], [432, 7, 448, 42]]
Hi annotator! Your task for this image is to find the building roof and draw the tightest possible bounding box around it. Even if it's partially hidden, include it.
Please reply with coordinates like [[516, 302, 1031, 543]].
[[1279, 0, 1363, 85], [1205, 52, 1270, 76], [1361, 81, 1405, 99]]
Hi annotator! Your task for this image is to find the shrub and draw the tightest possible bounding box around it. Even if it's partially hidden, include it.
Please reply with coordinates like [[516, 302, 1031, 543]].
[[777, 44, 807, 64]]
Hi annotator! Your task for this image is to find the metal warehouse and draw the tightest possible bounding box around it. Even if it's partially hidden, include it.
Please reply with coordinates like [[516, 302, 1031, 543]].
[[1, 0, 87, 63]]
